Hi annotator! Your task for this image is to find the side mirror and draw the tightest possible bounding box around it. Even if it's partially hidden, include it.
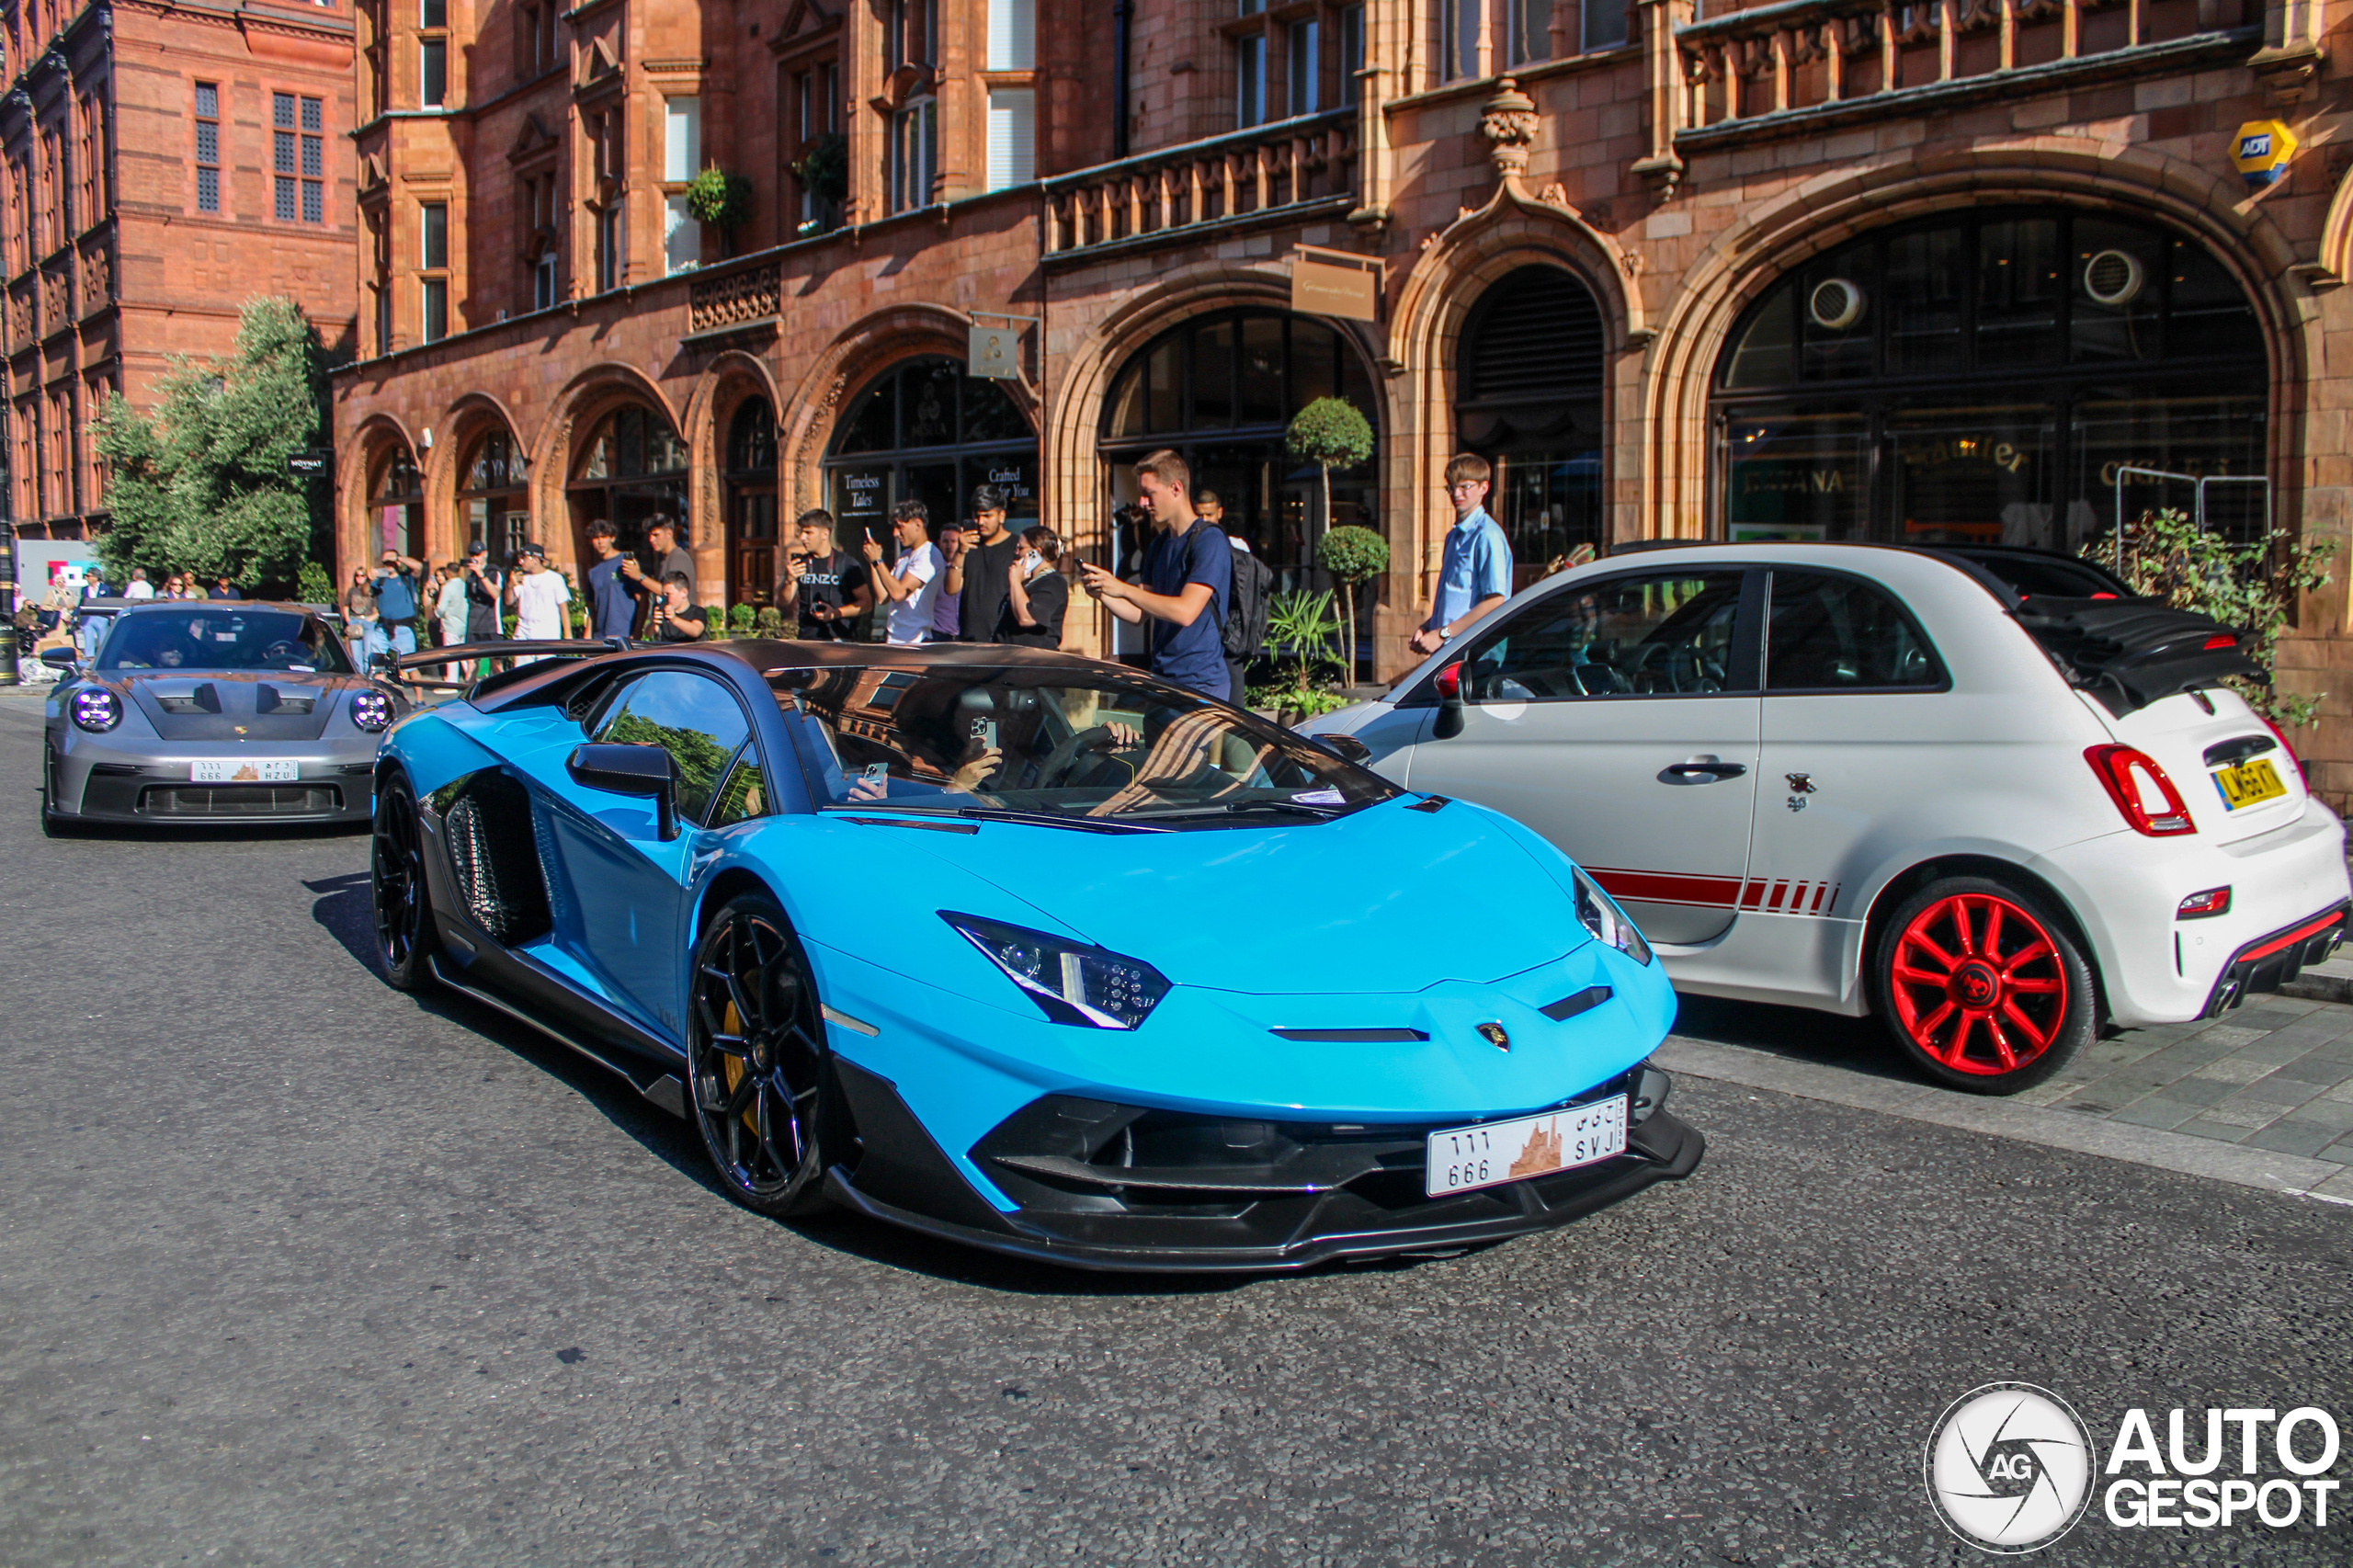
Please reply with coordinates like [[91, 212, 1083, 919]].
[[38, 647, 79, 671], [567, 742, 679, 840], [1316, 733, 1372, 765], [1432, 662, 1465, 741], [369, 652, 397, 676]]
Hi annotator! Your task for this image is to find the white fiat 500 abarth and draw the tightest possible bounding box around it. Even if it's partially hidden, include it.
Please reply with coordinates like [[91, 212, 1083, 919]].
[[1304, 543, 2350, 1094]]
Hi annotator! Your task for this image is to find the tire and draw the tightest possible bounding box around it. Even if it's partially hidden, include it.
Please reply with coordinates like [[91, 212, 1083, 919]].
[[1871, 875, 2095, 1095], [686, 892, 837, 1217], [371, 769, 438, 992]]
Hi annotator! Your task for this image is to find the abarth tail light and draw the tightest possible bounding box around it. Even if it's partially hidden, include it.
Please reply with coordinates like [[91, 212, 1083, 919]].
[[2177, 887, 2232, 919], [2085, 744, 2197, 836], [2254, 711, 2308, 790]]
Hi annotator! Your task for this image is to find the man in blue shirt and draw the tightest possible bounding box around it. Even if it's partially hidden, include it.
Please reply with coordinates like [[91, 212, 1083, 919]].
[[583, 519, 636, 642], [367, 550, 425, 659], [1082, 449, 1232, 701], [1410, 452, 1514, 658]]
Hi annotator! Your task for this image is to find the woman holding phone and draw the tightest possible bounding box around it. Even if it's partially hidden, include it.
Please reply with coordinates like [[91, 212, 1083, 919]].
[[1000, 526, 1068, 649]]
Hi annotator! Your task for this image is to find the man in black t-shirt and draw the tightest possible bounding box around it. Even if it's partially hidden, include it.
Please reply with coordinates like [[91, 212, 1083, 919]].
[[784, 507, 871, 641], [945, 483, 1022, 643]]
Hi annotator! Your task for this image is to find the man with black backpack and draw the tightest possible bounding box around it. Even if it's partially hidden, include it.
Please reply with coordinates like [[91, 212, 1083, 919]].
[[1206, 491, 1274, 708]]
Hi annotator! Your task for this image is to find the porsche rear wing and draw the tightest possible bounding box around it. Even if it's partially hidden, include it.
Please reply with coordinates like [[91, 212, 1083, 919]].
[[381, 638, 630, 697]]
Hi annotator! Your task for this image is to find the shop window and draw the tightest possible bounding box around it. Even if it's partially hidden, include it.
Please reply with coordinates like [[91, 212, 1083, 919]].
[[459, 427, 529, 562], [569, 404, 688, 562], [374, 446, 425, 556], [1712, 207, 2267, 551], [825, 357, 1038, 565]]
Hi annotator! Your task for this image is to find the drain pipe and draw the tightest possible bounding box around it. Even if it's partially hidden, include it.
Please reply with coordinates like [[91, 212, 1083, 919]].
[[1113, 0, 1131, 160]]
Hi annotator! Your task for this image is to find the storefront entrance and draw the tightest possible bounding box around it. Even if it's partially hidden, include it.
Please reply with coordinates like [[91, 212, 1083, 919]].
[[566, 404, 689, 568], [1711, 208, 2269, 549], [726, 398, 779, 607], [1456, 267, 1607, 588], [823, 358, 1036, 556]]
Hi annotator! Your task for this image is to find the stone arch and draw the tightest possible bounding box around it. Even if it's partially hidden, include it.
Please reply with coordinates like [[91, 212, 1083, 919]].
[[338, 412, 422, 581], [529, 363, 688, 574], [1385, 195, 1644, 605], [1637, 142, 2313, 544], [777, 304, 1032, 518], [1042, 262, 1391, 567], [426, 392, 530, 565]]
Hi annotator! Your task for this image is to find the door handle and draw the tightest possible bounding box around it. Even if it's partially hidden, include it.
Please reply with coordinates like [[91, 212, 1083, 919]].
[[1663, 760, 1747, 780]]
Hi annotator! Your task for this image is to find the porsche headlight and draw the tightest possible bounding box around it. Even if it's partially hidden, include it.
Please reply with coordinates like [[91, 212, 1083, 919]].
[[349, 689, 395, 732], [69, 687, 121, 733], [1571, 864, 1652, 966], [942, 912, 1172, 1030]]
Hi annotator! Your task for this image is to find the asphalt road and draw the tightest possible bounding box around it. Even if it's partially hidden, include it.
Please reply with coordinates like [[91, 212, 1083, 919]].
[[2, 694, 2347, 1567]]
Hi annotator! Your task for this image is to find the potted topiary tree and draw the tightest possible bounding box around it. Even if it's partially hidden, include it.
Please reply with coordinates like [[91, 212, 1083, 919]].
[[727, 602, 756, 637], [1315, 524, 1389, 686], [1285, 396, 1373, 531]]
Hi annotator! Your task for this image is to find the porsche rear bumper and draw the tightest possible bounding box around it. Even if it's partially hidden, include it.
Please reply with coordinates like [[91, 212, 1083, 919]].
[[824, 1059, 1703, 1273]]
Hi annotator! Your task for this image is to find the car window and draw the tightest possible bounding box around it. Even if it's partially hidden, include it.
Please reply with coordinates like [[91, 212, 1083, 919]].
[[1464, 571, 1748, 700], [1766, 572, 1945, 691], [590, 669, 753, 824], [705, 741, 769, 829]]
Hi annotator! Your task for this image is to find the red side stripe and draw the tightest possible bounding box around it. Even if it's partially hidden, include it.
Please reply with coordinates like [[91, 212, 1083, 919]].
[[1589, 868, 1745, 909]]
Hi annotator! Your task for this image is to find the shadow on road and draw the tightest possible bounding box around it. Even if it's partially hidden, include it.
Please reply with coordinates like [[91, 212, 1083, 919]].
[[305, 873, 1443, 1300], [1671, 992, 1912, 1081]]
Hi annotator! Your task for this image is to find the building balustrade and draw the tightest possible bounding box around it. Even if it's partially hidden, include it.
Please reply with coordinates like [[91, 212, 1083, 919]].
[[687, 259, 782, 336], [1673, 0, 2256, 134], [1044, 108, 1358, 259]]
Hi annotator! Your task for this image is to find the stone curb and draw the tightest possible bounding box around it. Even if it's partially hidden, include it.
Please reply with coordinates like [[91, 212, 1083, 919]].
[[1655, 1034, 2353, 1206]]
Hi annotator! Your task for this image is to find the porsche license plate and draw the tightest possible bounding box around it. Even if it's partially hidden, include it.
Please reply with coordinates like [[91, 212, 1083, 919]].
[[192, 759, 299, 784], [2211, 756, 2287, 811], [1426, 1096, 1628, 1198]]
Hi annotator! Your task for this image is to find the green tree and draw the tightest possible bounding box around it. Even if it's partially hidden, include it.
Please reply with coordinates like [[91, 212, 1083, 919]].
[[94, 297, 330, 596], [2083, 507, 2333, 727], [1285, 395, 1373, 530], [1315, 524, 1390, 682]]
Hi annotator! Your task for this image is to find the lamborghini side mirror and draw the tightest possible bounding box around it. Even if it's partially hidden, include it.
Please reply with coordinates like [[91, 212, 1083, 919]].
[[567, 742, 680, 840], [1432, 663, 1465, 741]]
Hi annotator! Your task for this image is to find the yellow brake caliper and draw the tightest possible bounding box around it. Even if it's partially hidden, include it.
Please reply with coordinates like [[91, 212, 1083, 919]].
[[722, 999, 756, 1135]]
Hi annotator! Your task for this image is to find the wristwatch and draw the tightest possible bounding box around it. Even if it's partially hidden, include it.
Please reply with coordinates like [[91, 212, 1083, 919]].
[[1437, 626, 1455, 642]]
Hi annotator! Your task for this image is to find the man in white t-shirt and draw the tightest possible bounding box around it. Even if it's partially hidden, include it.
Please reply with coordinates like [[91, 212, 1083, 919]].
[[861, 499, 943, 645], [505, 543, 573, 645], [122, 568, 155, 600]]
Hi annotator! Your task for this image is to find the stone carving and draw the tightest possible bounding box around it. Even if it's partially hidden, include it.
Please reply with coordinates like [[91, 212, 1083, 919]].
[[688, 262, 780, 335], [1479, 77, 1538, 182]]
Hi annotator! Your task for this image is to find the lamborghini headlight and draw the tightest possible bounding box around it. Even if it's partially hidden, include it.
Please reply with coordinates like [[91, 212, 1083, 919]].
[[942, 912, 1172, 1030], [1571, 864, 1652, 966]]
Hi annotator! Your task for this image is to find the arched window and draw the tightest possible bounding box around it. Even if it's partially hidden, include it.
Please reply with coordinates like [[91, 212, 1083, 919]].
[[1455, 267, 1607, 586], [458, 427, 527, 563], [1711, 207, 2268, 549], [371, 444, 423, 557], [726, 397, 779, 607], [567, 403, 688, 563], [1097, 309, 1379, 585], [824, 356, 1035, 551]]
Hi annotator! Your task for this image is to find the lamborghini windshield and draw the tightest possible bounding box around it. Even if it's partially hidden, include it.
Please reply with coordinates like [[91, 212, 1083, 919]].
[[767, 665, 1399, 825], [98, 608, 355, 674]]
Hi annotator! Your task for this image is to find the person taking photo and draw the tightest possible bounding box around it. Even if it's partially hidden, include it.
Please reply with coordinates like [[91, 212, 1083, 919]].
[[784, 507, 870, 641], [861, 500, 944, 646], [1001, 526, 1069, 649], [945, 483, 1021, 643], [582, 519, 637, 642], [1080, 449, 1232, 700], [368, 550, 425, 660]]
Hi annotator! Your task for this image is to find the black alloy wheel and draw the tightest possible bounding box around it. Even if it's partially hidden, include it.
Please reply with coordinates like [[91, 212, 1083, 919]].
[[687, 892, 836, 1216], [371, 770, 438, 991]]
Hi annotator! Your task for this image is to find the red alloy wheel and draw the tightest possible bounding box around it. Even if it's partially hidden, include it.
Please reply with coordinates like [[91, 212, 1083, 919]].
[[1887, 892, 2070, 1076]]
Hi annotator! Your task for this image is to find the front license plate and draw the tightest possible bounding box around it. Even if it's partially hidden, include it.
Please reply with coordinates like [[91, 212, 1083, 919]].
[[2211, 756, 2287, 811], [1426, 1096, 1628, 1198], [192, 759, 299, 784]]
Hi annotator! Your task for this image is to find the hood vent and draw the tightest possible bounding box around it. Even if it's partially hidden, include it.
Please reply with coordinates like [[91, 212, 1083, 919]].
[[153, 684, 222, 715]]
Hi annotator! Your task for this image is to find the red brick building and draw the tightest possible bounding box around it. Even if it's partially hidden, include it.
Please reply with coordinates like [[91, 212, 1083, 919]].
[[1, 0, 361, 543], [330, 1, 2353, 802]]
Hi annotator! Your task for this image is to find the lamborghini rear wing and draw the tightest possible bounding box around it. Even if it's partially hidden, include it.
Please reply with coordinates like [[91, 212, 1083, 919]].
[[380, 638, 630, 695]]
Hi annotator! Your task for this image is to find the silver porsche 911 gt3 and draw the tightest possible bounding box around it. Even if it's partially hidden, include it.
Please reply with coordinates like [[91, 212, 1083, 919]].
[[40, 600, 408, 832]]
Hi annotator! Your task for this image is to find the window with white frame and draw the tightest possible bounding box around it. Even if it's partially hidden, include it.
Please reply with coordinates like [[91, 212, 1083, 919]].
[[420, 200, 449, 341], [891, 97, 936, 213]]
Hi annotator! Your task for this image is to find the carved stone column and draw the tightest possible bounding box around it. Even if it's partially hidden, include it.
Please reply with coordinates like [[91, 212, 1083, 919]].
[[1479, 76, 1539, 191]]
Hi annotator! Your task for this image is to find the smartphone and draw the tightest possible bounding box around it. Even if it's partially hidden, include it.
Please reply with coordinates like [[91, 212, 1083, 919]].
[[972, 719, 999, 750], [860, 760, 890, 789]]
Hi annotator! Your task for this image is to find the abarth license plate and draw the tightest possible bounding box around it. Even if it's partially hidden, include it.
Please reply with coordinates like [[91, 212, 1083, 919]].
[[2211, 756, 2287, 811], [192, 759, 299, 784], [1426, 1096, 1628, 1198]]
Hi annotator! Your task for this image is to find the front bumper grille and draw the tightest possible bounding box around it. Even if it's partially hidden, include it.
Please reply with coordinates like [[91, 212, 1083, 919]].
[[137, 783, 343, 817]]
